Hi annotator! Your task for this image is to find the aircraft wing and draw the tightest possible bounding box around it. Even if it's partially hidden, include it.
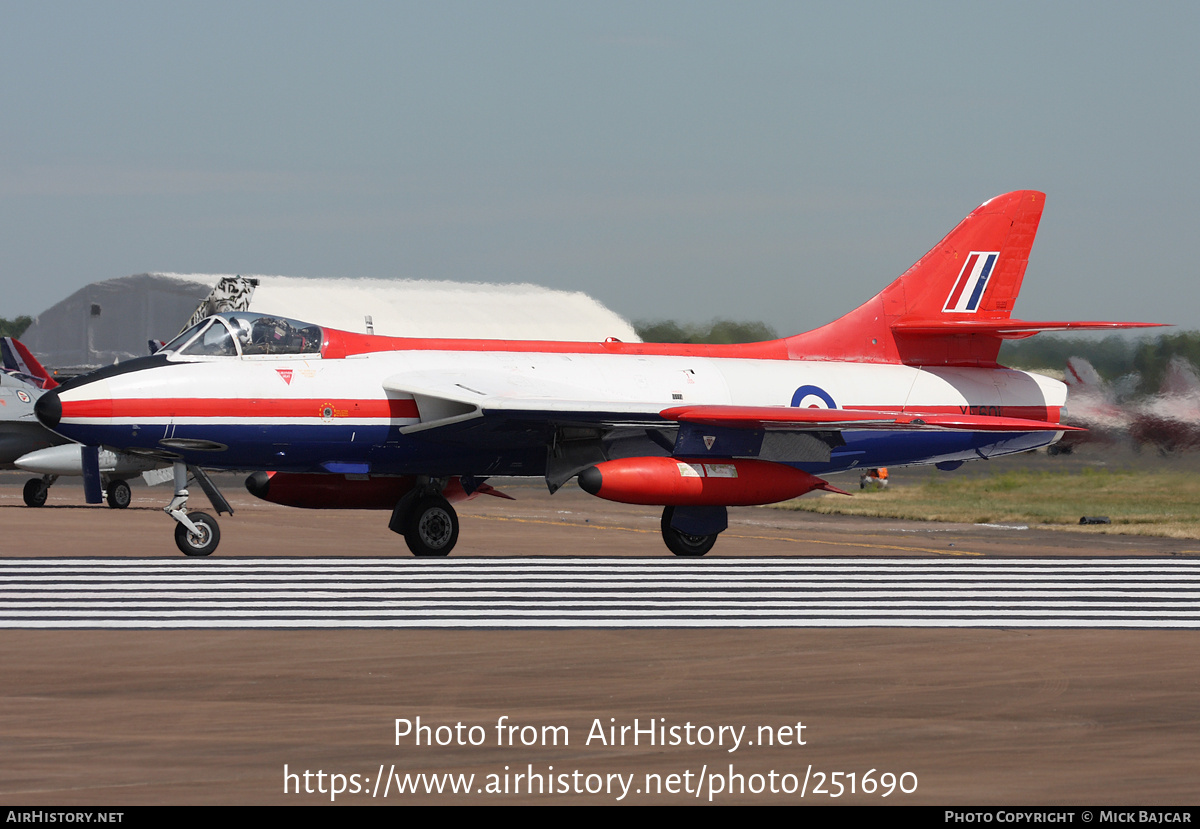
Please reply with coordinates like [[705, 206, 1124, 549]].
[[381, 371, 665, 433], [382, 372, 1078, 434], [661, 405, 1079, 432]]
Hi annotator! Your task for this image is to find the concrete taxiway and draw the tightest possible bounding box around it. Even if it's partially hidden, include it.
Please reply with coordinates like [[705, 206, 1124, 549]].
[[1, 472, 1198, 804]]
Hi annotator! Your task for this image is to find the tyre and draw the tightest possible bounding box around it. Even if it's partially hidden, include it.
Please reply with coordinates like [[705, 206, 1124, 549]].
[[23, 478, 48, 508], [660, 507, 717, 557], [174, 512, 220, 557], [106, 480, 132, 509], [404, 496, 459, 557]]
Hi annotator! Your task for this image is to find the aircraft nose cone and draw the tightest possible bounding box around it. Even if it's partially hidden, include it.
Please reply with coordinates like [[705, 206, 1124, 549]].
[[34, 389, 62, 429]]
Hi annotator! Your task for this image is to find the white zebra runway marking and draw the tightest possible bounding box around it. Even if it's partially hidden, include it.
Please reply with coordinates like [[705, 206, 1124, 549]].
[[1, 557, 1198, 629]]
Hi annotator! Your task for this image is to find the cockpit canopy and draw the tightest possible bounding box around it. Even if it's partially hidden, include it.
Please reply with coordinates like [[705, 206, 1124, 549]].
[[161, 313, 324, 359]]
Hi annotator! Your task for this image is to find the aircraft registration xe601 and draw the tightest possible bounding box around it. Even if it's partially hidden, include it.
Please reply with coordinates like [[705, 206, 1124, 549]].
[[35, 191, 1160, 557]]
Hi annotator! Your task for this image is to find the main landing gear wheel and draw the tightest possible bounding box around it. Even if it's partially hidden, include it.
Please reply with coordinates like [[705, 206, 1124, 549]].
[[22, 478, 48, 508], [404, 496, 459, 557], [660, 507, 718, 557], [106, 480, 132, 509], [174, 511, 220, 557]]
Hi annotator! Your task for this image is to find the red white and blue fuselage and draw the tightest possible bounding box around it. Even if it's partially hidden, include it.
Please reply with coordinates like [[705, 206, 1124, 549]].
[[42, 336, 1067, 477]]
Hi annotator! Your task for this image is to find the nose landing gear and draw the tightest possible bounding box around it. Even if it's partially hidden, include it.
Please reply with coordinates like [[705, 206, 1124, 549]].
[[175, 511, 221, 556], [163, 463, 234, 557]]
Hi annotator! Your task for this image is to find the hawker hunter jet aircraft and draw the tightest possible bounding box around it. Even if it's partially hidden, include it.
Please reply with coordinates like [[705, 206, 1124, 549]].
[[34, 191, 1160, 557]]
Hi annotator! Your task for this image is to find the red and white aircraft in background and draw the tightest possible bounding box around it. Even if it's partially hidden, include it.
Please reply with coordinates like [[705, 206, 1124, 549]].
[[1130, 356, 1200, 453], [34, 191, 1160, 557], [1049, 356, 1136, 455]]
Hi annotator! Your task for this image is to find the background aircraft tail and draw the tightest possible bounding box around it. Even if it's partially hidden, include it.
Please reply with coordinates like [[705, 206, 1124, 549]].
[[176, 275, 259, 336], [1, 337, 58, 389], [1066, 357, 1108, 397], [784, 190, 1158, 367], [1160, 356, 1200, 397]]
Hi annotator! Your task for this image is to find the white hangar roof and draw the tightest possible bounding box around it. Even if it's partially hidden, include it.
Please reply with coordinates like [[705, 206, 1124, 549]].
[[22, 273, 640, 370]]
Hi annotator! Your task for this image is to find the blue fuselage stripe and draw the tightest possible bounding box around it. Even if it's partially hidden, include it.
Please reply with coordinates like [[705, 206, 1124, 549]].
[[61, 421, 1054, 477]]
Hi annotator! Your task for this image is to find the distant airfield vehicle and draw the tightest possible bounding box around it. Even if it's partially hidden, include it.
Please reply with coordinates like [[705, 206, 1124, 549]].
[[34, 191, 1160, 557]]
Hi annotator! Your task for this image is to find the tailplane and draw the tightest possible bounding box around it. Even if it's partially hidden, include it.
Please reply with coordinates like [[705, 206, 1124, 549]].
[[785, 191, 1161, 366]]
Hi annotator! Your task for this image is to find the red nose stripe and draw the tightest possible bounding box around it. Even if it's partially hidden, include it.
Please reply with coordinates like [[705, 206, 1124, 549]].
[[60, 399, 112, 418]]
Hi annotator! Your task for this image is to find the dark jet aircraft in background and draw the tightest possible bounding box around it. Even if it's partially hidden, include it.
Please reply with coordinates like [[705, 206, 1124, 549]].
[[7, 276, 258, 508], [1, 336, 162, 507], [1, 337, 66, 504]]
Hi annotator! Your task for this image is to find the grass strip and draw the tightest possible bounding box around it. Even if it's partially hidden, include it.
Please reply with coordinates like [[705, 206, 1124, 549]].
[[774, 467, 1200, 539]]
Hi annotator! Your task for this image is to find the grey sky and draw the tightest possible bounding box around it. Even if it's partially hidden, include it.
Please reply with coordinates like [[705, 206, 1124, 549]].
[[2, 1, 1196, 335]]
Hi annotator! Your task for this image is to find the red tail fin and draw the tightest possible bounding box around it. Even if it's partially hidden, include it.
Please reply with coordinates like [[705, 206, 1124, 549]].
[[785, 191, 1045, 366], [784, 191, 1161, 367]]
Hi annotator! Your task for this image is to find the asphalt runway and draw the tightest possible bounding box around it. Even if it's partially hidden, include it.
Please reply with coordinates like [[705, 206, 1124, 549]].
[[1, 473, 1198, 804]]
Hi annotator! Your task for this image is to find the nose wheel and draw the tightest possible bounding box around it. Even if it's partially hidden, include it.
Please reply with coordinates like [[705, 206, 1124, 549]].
[[174, 511, 220, 556], [163, 463, 232, 557]]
